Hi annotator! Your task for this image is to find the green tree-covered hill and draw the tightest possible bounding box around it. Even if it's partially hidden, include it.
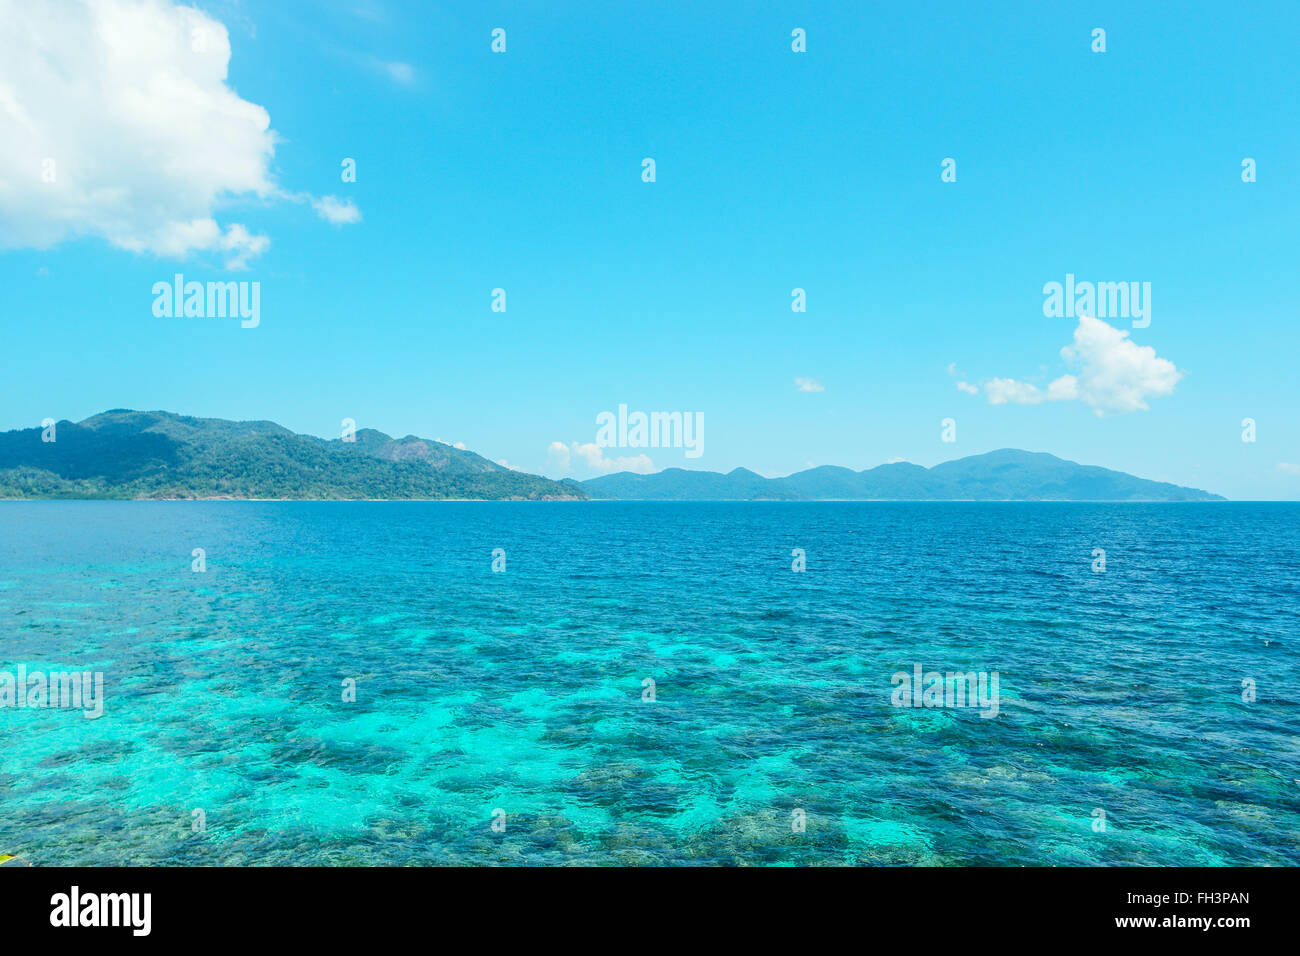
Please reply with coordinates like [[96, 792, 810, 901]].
[[0, 410, 584, 500]]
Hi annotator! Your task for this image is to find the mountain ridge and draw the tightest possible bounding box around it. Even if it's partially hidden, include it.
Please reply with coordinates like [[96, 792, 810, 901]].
[[0, 413, 1226, 501], [581, 449, 1225, 501]]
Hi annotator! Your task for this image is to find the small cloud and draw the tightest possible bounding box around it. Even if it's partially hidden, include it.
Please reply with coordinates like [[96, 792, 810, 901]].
[[280, 189, 361, 226], [794, 377, 825, 393], [1277, 463, 1300, 476], [546, 440, 653, 476], [311, 195, 362, 225], [572, 442, 654, 474], [352, 2, 387, 22], [985, 377, 1045, 406], [132, 218, 270, 271], [546, 441, 571, 471], [949, 364, 977, 394], [380, 60, 415, 85], [495, 459, 523, 472]]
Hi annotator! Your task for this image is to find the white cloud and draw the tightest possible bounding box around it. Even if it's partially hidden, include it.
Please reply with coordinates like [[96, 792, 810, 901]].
[[546, 441, 571, 471], [795, 377, 825, 393], [982, 315, 1181, 416], [0, 0, 357, 269], [1058, 315, 1181, 415], [985, 377, 1045, 405], [379, 60, 415, 85], [140, 217, 270, 270], [546, 440, 653, 476], [311, 195, 362, 225], [1045, 374, 1079, 401], [949, 363, 978, 394], [572, 442, 654, 474], [1277, 463, 1300, 476]]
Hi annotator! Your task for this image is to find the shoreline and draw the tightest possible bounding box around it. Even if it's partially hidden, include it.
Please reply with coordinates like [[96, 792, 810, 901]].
[[0, 496, 1249, 503]]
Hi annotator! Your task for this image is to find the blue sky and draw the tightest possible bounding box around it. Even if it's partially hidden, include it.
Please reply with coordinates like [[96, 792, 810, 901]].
[[1, 0, 1297, 498]]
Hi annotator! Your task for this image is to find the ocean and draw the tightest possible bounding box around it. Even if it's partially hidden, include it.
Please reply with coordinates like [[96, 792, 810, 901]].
[[1, 501, 1296, 865]]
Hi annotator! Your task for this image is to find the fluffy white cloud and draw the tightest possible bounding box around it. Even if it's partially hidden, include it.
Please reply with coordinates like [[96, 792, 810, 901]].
[[546, 440, 653, 476], [1058, 315, 1181, 415], [0, 0, 356, 268], [956, 380, 979, 395], [794, 377, 825, 393], [981, 315, 1181, 416]]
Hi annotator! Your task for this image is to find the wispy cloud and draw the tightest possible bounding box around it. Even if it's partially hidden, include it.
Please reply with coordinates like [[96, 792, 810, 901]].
[[377, 59, 415, 85], [795, 377, 825, 393], [351, 2, 388, 23], [948, 363, 978, 396]]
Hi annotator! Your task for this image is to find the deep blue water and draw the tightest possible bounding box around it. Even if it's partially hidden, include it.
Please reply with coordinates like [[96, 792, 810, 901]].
[[0, 501, 1296, 866]]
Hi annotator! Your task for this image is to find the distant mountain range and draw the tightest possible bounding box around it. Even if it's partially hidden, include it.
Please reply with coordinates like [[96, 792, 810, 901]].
[[0, 410, 582, 500], [578, 449, 1224, 501], [0, 412, 1224, 501]]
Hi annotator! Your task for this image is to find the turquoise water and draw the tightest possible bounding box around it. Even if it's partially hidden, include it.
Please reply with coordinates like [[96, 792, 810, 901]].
[[1, 501, 1296, 866]]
